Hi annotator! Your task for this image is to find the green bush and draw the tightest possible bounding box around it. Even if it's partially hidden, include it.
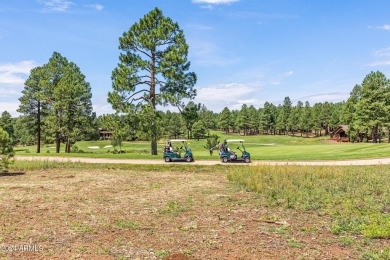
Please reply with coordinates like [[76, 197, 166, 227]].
[[71, 145, 79, 153], [0, 127, 14, 173]]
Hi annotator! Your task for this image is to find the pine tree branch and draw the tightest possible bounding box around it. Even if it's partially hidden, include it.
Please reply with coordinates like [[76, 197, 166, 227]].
[[134, 45, 152, 59], [125, 89, 150, 103]]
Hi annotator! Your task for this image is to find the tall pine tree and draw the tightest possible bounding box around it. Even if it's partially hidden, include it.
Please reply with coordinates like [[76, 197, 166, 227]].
[[108, 8, 196, 155]]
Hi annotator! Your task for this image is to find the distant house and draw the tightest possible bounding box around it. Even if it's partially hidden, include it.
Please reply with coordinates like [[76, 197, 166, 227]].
[[330, 125, 349, 142], [99, 128, 113, 140]]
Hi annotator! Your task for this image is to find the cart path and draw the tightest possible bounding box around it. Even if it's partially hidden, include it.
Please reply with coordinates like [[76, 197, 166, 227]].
[[14, 155, 390, 166]]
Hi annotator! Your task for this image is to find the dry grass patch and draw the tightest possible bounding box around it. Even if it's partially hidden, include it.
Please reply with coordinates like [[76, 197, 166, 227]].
[[0, 163, 388, 259]]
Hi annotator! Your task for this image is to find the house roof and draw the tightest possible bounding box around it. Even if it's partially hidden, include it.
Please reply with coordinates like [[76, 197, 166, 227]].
[[331, 125, 349, 135]]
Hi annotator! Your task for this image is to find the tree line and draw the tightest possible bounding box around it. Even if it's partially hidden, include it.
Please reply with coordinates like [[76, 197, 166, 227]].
[[3, 68, 390, 156]]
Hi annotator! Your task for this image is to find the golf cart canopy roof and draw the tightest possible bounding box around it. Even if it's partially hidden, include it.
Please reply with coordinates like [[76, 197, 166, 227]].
[[226, 139, 245, 143], [168, 139, 188, 142]]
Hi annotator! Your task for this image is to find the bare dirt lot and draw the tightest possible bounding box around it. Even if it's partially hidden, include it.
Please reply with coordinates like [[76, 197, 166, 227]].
[[0, 167, 387, 259]]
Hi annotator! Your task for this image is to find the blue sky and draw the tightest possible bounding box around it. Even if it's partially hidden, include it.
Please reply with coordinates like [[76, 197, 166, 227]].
[[1, 0, 390, 116]]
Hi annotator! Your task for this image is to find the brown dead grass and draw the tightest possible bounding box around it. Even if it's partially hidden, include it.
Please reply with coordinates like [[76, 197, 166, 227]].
[[0, 167, 386, 259]]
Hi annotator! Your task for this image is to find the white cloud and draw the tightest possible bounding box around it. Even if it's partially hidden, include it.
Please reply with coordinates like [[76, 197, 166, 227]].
[[298, 92, 350, 104], [92, 95, 114, 116], [0, 86, 20, 97], [367, 60, 390, 67], [199, 5, 214, 10], [284, 71, 294, 76], [38, 0, 75, 12], [0, 61, 38, 105], [0, 102, 20, 117], [192, 0, 239, 4], [0, 60, 38, 85], [0, 73, 25, 85], [377, 24, 390, 31], [373, 47, 390, 57], [194, 83, 260, 112], [86, 3, 104, 11], [237, 99, 257, 105], [366, 47, 390, 67], [0, 60, 37, 75]]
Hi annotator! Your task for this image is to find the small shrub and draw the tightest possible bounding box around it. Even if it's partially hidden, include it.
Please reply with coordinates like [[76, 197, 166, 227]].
[[0, 127, 14, 173], [25, 149, 30, 153], [70, 145, 78, 153], [46, 150, 50, 153]]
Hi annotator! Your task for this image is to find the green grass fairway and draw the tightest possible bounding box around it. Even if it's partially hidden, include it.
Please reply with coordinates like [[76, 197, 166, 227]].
[[14, 132, 390, 161]]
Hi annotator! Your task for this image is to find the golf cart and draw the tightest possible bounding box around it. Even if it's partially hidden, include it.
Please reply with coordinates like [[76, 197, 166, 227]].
[[163, 139, 194, 162], [219, 139, 250, 163]]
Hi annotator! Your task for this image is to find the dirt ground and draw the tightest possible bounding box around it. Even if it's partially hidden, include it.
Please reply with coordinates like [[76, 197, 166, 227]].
[[0, 168, 387, 259]]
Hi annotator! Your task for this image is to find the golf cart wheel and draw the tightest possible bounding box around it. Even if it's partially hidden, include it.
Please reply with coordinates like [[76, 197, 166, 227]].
[[244, 157, 250, 163], [222, 157, 229, 163], [186, 156, 192, 162], [164, 157, 171, 162]]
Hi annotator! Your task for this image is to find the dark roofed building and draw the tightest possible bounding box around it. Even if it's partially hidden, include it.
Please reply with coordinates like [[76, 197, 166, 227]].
[[99, 128, 113, 140], [330, 125, 349, 142]]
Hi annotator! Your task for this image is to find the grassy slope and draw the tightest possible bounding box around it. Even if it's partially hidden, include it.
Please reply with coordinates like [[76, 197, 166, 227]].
[[14, 131, 390, 161]]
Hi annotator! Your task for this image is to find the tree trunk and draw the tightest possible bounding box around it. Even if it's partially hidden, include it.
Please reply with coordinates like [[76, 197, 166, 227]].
[[65, 136, 71, 153], [37, 101, 41, 153], [372, 126, 377, 143], [150, 52, 157, 155], [65, 128, 72, 153], [151, 136, 157, 155], [56, 132, 60, 153]]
